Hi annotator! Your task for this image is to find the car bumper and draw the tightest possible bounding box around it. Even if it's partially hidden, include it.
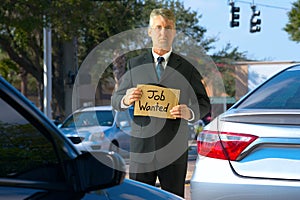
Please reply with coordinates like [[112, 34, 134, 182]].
[[190, 156, 300, 200]]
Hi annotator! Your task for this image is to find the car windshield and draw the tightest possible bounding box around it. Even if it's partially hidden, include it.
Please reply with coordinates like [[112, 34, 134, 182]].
[[62, 110, 114, 128], [237, 65, 300, 109]]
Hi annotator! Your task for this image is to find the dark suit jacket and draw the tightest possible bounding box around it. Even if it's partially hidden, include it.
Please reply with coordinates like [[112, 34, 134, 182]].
[[111, 49, 211, 165]]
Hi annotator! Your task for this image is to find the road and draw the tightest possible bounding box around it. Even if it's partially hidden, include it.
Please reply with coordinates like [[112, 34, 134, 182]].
[[125, 144, 197, 200], [185, 158, 195, 200], [124, 159, 195, 199]]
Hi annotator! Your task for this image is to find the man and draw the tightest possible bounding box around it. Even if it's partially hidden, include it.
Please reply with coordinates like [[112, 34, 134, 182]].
[[111, 8, 211, 198]]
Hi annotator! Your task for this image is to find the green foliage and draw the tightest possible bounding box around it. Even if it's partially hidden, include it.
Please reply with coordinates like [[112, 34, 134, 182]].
[[213, 43, 248, 62], [0, 0, 247, 115], [285, 1, 300, 42], [212, 43, 249, 97], [0, 58, 20, 85]]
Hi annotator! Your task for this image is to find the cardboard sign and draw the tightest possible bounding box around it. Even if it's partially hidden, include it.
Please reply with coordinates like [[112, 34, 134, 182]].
[[134, 84, 180, 119]]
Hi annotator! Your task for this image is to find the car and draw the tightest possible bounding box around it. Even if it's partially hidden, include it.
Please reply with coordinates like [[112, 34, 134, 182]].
[[0, 75, 183, 199], [59, 106, 132, 158], [191, 64, 300, 200], [60, 105, 199, 159]]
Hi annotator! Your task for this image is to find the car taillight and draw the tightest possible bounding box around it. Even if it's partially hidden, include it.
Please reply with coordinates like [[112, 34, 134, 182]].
[[197, 130, 258, 160]]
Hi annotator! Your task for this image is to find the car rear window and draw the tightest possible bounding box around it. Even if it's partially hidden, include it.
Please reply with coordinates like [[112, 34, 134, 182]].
[[62, 110, 114, 128], [95, 110, 114, 126], [237, 66, 300, 109]]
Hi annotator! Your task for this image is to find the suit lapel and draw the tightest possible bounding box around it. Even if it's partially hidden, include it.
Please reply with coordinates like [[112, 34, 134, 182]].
[[167, 53, 182, 70], [131, 50, 158, 83], [160, 52, 182, 82], [142, 50, 154, 64], [143, 50, 158, 81], [139, 50, 183, 83]]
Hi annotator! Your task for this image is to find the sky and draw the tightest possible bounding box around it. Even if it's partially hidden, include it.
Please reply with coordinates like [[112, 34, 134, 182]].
[[183, 0, 300, 62]]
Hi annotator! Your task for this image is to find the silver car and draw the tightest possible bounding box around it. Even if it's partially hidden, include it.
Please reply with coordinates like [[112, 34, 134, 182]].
[[59, 106, 131, 157], [191, 64, 300, 200]]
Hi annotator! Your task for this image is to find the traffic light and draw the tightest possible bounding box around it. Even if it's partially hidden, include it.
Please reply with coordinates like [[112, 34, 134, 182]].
[[250, 5, 261, 33], [229, 2, 240, 28]]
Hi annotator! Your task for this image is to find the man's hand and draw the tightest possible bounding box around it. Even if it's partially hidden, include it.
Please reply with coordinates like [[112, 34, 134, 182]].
[[123, 87, 143, 106], [170, 104, 192, 120]]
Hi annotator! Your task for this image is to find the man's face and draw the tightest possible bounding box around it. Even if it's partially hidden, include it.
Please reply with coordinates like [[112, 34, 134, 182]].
[[148, 15, 176, 51]]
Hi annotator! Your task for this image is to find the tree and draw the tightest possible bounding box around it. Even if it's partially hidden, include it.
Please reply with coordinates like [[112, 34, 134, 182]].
[[212, 43, 249, 97], [0, 58, 20, 87], [284, 0, 300, 42], [0, 0, 216, 117]]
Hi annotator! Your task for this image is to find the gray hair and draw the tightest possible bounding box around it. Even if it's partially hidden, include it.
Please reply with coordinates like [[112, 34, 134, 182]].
[[149, 8, 176, 28]]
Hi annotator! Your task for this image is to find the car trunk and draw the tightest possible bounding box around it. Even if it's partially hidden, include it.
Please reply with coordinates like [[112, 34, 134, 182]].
[[220, 110, 300, 180]]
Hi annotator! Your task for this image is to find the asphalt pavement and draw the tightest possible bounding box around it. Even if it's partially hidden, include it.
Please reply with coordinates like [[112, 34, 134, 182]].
[[124, 143, 197, 200], [184, 158, 195, 200]]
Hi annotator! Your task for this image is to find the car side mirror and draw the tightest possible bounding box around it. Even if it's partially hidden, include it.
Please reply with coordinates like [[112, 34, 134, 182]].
[[68, 151, 126, 192]]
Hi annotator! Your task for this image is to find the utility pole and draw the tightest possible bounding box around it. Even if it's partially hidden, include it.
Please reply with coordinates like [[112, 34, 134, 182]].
[[43, 16, 52, 119]]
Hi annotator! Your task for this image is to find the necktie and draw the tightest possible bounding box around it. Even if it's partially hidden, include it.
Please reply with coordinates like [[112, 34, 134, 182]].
[[156, 57, 164, 80]]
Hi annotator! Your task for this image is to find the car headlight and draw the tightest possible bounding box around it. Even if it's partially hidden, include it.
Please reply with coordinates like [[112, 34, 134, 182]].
[[89, 132, 105, 142]]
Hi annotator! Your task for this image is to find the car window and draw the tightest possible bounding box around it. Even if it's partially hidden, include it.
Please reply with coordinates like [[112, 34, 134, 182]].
[[0, 97, 64, 182], [62, 110, 114, 128], [95, 110, 114, 126], [237, 66, 300, 109]]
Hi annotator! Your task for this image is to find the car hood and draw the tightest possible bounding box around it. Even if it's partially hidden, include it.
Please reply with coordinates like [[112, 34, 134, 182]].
[[102, 178, 183, 200]]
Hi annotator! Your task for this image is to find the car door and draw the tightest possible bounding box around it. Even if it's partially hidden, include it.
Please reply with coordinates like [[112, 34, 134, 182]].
[[0, 93, 86, 199]]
